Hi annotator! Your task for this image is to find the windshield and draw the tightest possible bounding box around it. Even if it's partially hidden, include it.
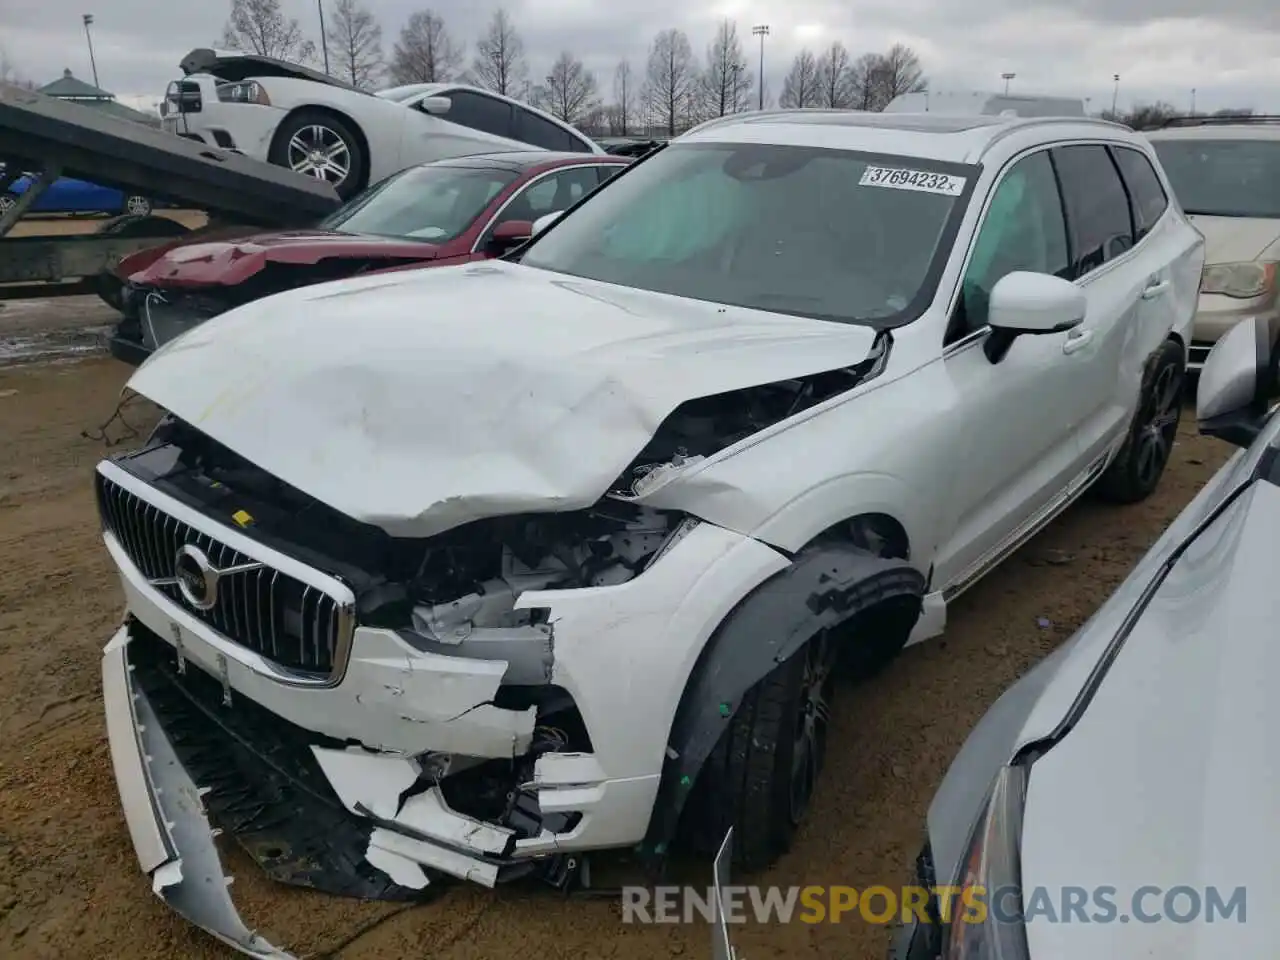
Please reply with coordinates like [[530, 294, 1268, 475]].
[[1151, 139, 1280, 218], [519, 142, 975, 326], [319, 165, 517, 241]]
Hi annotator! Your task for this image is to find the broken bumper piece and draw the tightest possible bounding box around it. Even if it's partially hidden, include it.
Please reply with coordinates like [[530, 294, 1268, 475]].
[[103, 621, 561, 958], [103, 624, 294, 959]]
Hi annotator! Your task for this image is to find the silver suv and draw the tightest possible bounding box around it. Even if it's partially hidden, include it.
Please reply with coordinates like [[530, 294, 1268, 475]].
[[1147, 116, 1280, 369]]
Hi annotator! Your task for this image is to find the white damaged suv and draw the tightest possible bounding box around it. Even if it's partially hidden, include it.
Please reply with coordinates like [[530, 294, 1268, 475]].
[[97, 111, 1202, 956]]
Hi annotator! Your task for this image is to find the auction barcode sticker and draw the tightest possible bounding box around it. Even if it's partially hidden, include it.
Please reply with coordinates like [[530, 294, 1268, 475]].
[[859, 166, 966, 196]]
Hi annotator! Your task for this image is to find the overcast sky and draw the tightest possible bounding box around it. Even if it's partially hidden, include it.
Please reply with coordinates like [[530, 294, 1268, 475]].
[[2, 0, 1278, 115]]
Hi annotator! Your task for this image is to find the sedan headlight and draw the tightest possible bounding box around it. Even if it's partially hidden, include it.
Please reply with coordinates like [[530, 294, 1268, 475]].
[[215, 81, 271, 105], [943, 764, 1031, 959], [1200, 261, 1276, 299]]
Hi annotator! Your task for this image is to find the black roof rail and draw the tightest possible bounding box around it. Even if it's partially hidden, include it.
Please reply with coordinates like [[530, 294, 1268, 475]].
[[1157, 114, 1280, 128]]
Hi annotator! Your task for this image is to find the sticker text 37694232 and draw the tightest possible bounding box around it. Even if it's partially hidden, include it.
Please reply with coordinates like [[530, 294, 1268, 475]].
[[859, 165, 967, 196]]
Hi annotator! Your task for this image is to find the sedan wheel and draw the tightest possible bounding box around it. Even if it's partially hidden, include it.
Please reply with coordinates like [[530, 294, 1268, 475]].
[[286, 124, 352, 186], [0, 194, 15, 214], [124, 195, 152, 217]]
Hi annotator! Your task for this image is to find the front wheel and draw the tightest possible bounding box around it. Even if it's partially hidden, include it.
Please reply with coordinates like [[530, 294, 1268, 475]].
[[683, 630, 838, 869], [270, 110, 366, 200], [1093, 338, 1185, 503]]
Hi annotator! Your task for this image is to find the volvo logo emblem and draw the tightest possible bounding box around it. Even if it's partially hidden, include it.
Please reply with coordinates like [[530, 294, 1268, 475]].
[[175, 544, 220, 610]]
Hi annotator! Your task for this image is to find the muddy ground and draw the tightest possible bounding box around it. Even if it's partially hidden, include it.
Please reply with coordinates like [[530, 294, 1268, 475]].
[[0, 313, 1232, 959]]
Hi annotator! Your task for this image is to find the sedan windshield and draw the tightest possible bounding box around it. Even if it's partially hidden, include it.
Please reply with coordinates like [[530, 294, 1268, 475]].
[[1151, 139, 1280, 218], [320, 165, 517, 241], [519, 142, 976, 326]]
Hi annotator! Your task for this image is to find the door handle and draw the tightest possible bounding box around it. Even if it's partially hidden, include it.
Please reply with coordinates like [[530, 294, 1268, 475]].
[[1142, 278, 1171, 299], [1062, 328, 1094, 355]]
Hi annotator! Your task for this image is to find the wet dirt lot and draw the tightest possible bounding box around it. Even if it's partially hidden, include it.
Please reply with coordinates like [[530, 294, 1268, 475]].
[[0, 325, 1232, 958]]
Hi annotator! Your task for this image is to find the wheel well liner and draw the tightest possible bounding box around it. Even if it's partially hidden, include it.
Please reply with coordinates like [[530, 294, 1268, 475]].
[[270, 105, 371, 192], [640, 544, 925, 861]]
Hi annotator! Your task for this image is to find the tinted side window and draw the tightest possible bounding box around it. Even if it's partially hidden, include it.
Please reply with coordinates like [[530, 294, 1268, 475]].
[[955, 150, 1071, 336], [1111, 146, 1168, 241], [1051, 145, 1135, 277], [512, 108, 584, 152], [595, 164, 623, 185], [481, 167, 600, 245], [440, 91, 513, 140]]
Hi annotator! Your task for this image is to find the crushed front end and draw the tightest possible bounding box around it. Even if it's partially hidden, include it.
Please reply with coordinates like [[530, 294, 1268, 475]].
[[96, 414, 788, 954]]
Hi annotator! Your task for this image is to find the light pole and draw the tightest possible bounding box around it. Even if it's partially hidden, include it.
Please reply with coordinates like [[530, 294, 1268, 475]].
[[82, 14, 100, 89], [753, 24, 769, 111], [1111, 73, 1120, 115], [317, 0, 330, 75], [1190, 87, 1196, 114], [1001, 72, 1015, 95]]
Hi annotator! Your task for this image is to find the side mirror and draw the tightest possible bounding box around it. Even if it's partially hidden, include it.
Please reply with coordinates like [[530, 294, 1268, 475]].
[[488, 219, 533, 252], [531, 210, 562, 237], [1197, 315, 1276, 448], [984, 271, 1086, 363], [417, 95, 452, 116]]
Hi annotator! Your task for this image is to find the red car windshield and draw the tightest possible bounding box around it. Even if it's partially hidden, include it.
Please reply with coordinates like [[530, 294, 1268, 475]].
[[320, 165, 518, 242]]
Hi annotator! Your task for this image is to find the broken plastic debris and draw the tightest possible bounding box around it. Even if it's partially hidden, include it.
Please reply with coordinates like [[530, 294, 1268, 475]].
[[1036, 617, 1052, 629]]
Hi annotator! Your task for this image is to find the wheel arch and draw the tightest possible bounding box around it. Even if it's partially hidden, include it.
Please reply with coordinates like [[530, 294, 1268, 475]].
[[269, 104, 372, 193], [639, 534, 926, 864]]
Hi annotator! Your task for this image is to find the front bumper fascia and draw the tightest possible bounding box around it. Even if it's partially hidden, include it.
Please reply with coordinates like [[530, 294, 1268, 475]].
[[102, 624, 295, 958]]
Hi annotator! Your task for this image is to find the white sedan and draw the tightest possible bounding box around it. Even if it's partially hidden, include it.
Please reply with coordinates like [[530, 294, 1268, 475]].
[[160, 47, 603, 199]]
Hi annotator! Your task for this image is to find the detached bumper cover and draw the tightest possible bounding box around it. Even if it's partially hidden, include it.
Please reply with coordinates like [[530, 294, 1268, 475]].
[[102, 625, 294, 959]]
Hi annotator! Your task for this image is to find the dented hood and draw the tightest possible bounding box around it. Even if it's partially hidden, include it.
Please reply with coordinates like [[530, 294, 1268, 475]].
[[126, 262, 878, 537], [129, 231, 443, 288]]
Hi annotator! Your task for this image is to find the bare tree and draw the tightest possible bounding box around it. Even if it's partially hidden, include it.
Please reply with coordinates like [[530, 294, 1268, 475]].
[[874, 43, 927, 107], [324, 0, 383, 89], [389, 10, 462, 84], [815, 41, 854, 108], [1118, 101, 1179, 130], [0, 46, 36, 88], [469, 8, 526, 96], [220, 0, 316, 63], [643, 29, 696, 136], [698, 20, 752, 119], [534, 52, 600, 126], [779, 50, 820, 108], [611, 60, 636, 135]]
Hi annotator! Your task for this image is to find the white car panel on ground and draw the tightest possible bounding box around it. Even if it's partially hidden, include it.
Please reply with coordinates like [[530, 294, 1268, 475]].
[[161, 49, 601, 199], [99, 110, 1201, 957]]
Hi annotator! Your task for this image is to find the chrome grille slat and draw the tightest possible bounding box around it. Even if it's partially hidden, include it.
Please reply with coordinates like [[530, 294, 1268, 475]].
[[96, 472, 349, 677]]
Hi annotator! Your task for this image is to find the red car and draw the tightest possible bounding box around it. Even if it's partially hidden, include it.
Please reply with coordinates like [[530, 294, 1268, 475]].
[[108, 151, 629, 365]]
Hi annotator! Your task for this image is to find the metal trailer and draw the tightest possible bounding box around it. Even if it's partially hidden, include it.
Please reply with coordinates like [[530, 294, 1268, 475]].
[[0, 81, 340, 307]]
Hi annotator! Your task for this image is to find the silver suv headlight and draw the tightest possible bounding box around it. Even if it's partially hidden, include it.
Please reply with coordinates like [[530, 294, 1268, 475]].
[[943, 764, 1031, 959]]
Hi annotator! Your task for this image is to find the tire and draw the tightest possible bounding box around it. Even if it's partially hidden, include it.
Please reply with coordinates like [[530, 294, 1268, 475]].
[[123, 195, 152, 216], [1093, 338, 1185, 504], [269, 110, 366, 200], [683, 629, 839, 869], [0, 193, 15, 214]]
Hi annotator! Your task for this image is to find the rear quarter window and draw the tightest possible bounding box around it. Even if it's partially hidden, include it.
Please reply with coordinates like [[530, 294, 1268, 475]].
[[1111, 147, 1168, 241]]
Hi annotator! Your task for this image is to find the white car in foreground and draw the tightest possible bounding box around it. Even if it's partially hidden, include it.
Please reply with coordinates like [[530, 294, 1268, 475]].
[[162, 47, 602, 199], [886, 314, 1279, 960], [98, 110, 1201, 957]]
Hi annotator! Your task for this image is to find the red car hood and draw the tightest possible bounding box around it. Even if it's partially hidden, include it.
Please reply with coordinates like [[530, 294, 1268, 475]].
[[125, 230, 446, 287]]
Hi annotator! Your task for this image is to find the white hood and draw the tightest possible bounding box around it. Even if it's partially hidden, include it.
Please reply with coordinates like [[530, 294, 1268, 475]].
[[1187, 214, 1280, 264], [127, 262, 878, 537], [1018, 479, 1280, 956]]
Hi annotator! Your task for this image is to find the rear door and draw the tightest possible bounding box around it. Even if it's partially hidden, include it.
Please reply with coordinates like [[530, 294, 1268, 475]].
[[1051, 144, 1173, 468], [511, 106, 593, 153]]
